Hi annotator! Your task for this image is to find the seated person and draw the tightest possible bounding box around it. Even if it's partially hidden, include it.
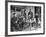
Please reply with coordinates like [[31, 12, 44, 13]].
[[11, 12, 20, 31], [11, 16, 18, 31], [17, 17, 24, 31]]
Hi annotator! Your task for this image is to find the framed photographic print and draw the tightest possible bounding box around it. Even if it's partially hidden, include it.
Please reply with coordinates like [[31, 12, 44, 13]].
[[5, 1, 45, 36]]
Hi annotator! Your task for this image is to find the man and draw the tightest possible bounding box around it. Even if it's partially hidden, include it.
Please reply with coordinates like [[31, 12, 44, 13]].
[[17, 17, 24, 31], [11, 12, 19, 31], [28, 9, 33, 19], [28, 9, 33, 27]]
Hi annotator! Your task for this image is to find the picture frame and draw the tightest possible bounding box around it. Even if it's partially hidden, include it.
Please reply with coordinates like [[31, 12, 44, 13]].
[[5, 1, 45, 36]]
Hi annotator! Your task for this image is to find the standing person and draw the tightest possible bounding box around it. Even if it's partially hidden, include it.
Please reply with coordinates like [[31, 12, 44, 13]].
[[28, 9, 33, 19], [28, 9, 34, 28], [35, 12, 39, 27]]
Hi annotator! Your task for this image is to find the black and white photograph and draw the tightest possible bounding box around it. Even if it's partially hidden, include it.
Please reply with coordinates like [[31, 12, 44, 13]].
[[11, 5, 41, 31], [7, 1, 45, 35]]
